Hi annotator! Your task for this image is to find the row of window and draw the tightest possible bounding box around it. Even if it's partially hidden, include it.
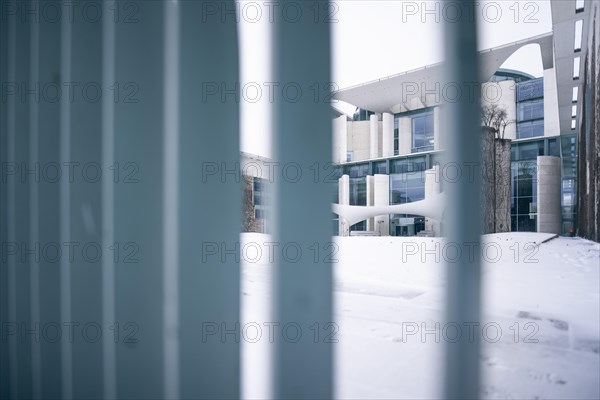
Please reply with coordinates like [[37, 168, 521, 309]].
[[393, 109, 435, 156]]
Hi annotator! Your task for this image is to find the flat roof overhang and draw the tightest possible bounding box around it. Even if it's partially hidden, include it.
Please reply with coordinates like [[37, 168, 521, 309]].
[[333, 33, 554, 114]]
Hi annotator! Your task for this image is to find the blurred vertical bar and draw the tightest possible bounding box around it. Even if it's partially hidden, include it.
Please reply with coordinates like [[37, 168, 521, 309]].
[[59, 4, 73, 397], [112, 1, 165, 397], [69, 2, 104, 397], [101, 0, 116, 398], [162, 1, 179, 399], [272, 1, 334, 398], [28, 2, 40, 397], [37, 2, 63, 397], [0, 0, 13, 398], [443, 1, 482, 399], [14, 3, 33, 398], [178, 1, 241, 398]]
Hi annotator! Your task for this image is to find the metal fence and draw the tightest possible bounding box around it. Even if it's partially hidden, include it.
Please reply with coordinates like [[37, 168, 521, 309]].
[[0, 1, 481, 398]]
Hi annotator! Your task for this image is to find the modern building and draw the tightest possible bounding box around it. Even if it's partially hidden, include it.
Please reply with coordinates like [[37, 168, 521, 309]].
[[331, 0, 598, 238]]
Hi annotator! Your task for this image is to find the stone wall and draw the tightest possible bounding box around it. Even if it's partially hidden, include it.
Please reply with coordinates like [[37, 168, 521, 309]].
[[481, 127, 511, 234], [578, 2, 600, 242]]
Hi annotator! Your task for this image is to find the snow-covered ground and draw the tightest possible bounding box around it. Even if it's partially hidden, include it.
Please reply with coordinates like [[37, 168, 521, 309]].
[[240, 232, 600, 399]]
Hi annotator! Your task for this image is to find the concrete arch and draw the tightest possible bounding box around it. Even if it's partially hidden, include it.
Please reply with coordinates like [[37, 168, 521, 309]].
[[480, 33, 553, 81], [332, 192, 447, 228]]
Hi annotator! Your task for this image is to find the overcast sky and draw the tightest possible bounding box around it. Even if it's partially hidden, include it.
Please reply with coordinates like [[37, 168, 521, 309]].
[[239, 0, 553, 157]]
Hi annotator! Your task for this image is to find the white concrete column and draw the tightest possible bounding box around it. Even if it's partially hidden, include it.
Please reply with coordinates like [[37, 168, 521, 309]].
[[399, 116, 412, 155], [543, 68, 560, 137], [333, 115, 347, 163], [382, 113, 394, 157], [425, 165, 442, 235], [434, 107, 442, 150], [338, 175, 350, 236], [369, 114, 379, 159], [366, 175, 375, 231], [374, 174, 390, 236], [537, 156, 561, 234]]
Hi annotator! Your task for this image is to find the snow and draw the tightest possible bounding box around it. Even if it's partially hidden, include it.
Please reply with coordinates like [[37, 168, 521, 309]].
[[240, 232, 600, 399]]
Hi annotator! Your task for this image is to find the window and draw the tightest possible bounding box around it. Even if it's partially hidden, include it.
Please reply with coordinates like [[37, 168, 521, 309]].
[[574, 20, 583, 52], [573, 57, 580, 79], [518, 99, 544, 122], [373, 161, 387, 174], [394, 117, 399, 156], [345, 163, 369, 178], [411, 110, 434, 152], [349, 178, 367, 206], [548, 138, 559, 156], [511, 160, 539, 232], [515, 141, 544, 160], [572, 87, 579, 103], [390, 171, 425, 205], [346, 151, 353, 162], [516, 78, 543, 102], [517, 120, 544, 139], [390, 156, 426, 174], [576, 0, 584, 12]]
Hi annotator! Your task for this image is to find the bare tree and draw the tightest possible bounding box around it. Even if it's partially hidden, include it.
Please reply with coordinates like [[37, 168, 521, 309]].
[[481, 103, 514, 139]]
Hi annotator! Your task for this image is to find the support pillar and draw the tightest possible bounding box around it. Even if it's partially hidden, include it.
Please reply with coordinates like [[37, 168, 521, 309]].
[[374, 174, 390, 236], [382, 113, 394, 157], [370, 114, 379, 159], [366, 176, 375, 231], [399, 116, 412, 155], [338, 175, 350, 236], [333, 115, 347, 164], [537, 156, 561, 234], [425, 166, 442, 235]]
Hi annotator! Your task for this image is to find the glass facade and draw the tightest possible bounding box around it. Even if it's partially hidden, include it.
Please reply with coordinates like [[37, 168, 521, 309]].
[[511, 161, 538, 232], [412, 110, 435, 152], [389, 157, 427, 236], [509, 137, 562, 233], [560, 134, 578, 233], [390, 156, 426, 174], [372, 161, 388, 175], [253, 177, 271, 232], [518, 99, 544, 121], [390, 171, 425, 204], [517, 120, 544, 139], [392, 109, 435, 155], [344, 163, 369, 178], [516, 78, 544, 139], [349, 177, 367, 231]]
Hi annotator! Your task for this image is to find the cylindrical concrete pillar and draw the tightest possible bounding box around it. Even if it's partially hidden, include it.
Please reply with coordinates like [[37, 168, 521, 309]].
[[399, 116, 412, 155], [333, 115, 348, 164], [537, 156, 562, 234]]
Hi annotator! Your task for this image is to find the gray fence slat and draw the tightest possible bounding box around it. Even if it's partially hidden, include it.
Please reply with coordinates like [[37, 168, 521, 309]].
[[69, 5, 105, 398], [37, 9, 63, 399], [273, 1, 334, 398], [178, 1, 241, 398], [112, 2, 166, 397], [443, 2, 483, 399]]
